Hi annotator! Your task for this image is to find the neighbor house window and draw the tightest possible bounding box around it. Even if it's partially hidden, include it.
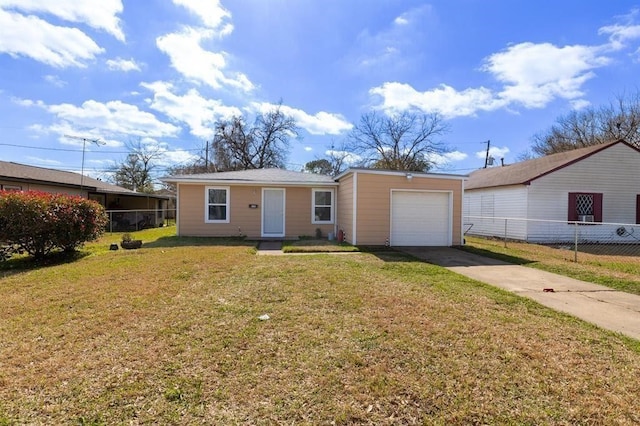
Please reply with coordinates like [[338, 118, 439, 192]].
[[568, 192, 602, 222], [312, 189, 334, 224], [1, 185, 22, 191], [205, 186, 230, 223]]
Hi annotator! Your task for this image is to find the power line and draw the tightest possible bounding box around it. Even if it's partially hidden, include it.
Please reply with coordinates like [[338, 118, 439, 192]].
[[0, 142, 203, 154]]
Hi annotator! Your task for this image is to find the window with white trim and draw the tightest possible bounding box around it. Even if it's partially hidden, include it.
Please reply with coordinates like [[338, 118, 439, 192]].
[[205, 187, 230, 223], [312, 189, 334, 224]]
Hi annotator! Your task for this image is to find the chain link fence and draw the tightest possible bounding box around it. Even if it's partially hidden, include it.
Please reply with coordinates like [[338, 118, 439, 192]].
[[106, 208, 176, 233], [464, 215, 640, 262]]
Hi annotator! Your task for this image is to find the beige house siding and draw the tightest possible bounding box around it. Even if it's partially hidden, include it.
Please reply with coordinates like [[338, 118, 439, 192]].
[[348, 172, 464, 246], [0, 180, 86, 197], [336, 174, 354, 243], [177, 183, 335, 238]]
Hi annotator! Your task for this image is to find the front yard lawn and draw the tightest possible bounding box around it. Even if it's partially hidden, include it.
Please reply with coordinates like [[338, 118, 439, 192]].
[[0, 228, 638, 424], [283, 239, 360, 253]]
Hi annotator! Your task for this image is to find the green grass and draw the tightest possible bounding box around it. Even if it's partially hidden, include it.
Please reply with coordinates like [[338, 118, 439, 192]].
[[283, 239, 360, 253], [463, 236, 640, 295], [0, 228, 639, 423]]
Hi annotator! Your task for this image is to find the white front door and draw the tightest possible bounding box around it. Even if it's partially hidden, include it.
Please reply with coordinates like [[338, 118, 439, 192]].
[[262, 188, 285, 237]]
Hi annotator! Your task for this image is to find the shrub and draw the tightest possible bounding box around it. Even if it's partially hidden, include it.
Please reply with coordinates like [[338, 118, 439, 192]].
[[0, 190, 108, 259]]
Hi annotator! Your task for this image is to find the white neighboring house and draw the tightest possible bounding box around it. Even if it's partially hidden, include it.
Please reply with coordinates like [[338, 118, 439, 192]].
[[464, 140, 640, 243]]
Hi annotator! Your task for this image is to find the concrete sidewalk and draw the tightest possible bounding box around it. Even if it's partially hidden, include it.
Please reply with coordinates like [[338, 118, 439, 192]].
[[400, 247, 640, 341]]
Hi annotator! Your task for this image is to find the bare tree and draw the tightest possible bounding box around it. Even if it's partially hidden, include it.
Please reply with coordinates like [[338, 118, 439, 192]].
[[348, 111, 449, 172], [212, 103, 298, 170], [111, 140, 163, 193], [532, 91, 640, 155]]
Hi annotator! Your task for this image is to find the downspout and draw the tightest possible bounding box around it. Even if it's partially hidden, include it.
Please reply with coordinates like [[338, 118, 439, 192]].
[[176, 183, 180, 236], [352, 172, 358, 245], [461, 178, 465, 246]]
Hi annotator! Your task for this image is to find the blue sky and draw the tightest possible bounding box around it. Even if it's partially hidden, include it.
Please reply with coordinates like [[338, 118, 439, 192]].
[[1, 0, 640, 184]]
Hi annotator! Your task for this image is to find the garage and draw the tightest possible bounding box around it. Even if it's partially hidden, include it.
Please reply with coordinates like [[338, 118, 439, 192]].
[[391, 190, 451, 246]]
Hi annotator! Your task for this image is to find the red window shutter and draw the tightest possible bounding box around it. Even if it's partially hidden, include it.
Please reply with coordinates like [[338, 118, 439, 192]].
[[568, 193, 578, 221], [593, 193, 603, 222]]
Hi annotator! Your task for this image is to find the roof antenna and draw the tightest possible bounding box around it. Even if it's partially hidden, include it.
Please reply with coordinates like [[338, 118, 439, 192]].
[[64, 135, 105, 191]]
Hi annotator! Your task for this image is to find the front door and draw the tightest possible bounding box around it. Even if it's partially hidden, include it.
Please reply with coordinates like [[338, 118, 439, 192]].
[[262, 188, 285, 237]]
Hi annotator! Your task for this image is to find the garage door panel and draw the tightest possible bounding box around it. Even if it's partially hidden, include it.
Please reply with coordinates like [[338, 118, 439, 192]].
[[391, 191, 450, 246]]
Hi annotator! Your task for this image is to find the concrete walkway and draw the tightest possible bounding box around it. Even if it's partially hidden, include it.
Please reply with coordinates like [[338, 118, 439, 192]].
[[400, 247, 640, 341]]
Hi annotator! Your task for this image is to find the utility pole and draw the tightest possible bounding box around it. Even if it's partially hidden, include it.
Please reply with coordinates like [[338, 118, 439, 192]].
[[64, 135, 105, 192], [483, 140, 491, 168], [205, 140, 209, 172]]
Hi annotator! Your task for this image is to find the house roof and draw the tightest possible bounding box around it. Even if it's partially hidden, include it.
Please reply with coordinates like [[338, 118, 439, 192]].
[[335, 167, 468, 181], [163, 168, 338, 185], [465, 140, 634, 190], [0, 160, 168, 198]]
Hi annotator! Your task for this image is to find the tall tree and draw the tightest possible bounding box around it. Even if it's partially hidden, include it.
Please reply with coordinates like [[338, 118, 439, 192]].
[[111, 140, 162, 193], [212, 103, 298, 170], [348, 110, 449, 172], [305, 142, 353, 176], [532, 91, 640, 155], [304, 159, 333, 175]]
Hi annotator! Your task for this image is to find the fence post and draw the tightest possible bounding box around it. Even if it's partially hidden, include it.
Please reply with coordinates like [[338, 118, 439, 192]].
[[573, 222, 578, 263], [503, 218, 508, 248]]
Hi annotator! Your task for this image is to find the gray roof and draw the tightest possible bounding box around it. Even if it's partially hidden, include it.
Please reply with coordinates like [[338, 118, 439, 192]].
[[466, 140, 632, 190], [0, 160, 167, 198], [163, 168, 337, 185]]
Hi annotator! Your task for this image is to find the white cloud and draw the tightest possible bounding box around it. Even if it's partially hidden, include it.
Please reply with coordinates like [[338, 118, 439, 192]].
[[304, 146, 313, 152], [427, 150, 468, 167], [106, 58, 141, 72], [142, 80, 241, 138], [172, 0, 231, 30], [485, 42, 609, 108], [371, 40, 610, 117], [0, 9, 103, 67], [156, 27, 254, 92], [26, 156, 62, 166], [20, 98, 180, 140], [325, 149, 361, 166], [475, 146, 510, 160], [351, 5, 434, 71], [0, 0, 125, 41], [133, 137, 199, 167], [251, 102, 353, 135], [599, 9, 640, 51], [571, 99, 591, 110], [370, 82, 500, 118], [44, 75, 67, 87]]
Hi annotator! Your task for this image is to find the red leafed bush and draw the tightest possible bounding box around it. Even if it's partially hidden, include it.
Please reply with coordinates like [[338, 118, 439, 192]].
[[0, 190, 108, 259]]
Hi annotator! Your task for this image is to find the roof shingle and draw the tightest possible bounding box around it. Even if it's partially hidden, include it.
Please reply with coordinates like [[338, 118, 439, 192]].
[[164, 168, 336, 184], [466, 140, 630, 190]]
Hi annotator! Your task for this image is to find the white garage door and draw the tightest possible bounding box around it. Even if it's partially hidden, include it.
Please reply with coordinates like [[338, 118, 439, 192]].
[[391, 191, 451, 246]]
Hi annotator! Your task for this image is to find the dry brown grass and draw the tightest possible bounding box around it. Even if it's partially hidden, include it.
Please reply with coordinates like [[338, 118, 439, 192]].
[[0, 231, 639, 424]]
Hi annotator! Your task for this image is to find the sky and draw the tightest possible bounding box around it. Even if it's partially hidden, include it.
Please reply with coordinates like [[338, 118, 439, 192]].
[[2, 0, 640, 185]]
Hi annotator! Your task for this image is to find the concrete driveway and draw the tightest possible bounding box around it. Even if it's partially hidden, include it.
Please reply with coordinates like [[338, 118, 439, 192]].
[[400, 247, 640, 341]]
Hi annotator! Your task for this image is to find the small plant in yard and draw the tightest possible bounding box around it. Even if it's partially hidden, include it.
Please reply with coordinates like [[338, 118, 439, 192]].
[[120, 233, 142, 249]]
